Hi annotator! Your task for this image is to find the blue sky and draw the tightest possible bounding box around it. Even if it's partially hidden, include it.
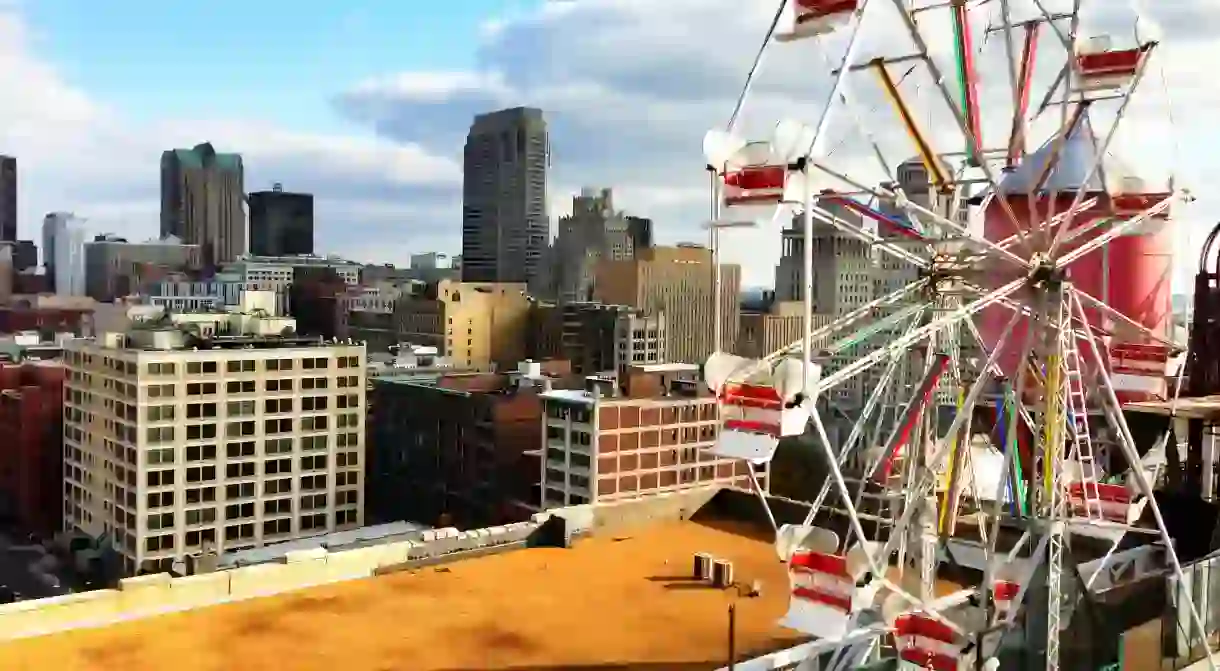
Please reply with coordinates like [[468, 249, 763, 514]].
[[2, 0, 1216, 290], [23, 0, 519, 131]]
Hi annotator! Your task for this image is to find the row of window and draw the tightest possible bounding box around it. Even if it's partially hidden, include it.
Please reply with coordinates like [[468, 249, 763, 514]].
[[146, 415, 359, 444], [146, 356, 360, 377], [144, 510, 360, 554], [145, 455, 358, 488]]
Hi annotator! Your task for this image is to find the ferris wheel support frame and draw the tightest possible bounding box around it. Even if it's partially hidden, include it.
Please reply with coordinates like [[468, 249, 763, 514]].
[[1069, 287, 1216, 670], [800, 308, 929, 527]]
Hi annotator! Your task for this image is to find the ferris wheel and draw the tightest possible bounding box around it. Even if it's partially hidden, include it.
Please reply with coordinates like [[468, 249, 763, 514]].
[[699, 1, 1211, 670]]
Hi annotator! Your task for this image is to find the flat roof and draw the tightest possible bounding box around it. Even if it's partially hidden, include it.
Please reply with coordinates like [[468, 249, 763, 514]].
[[1125, 395, 1220, 420], [0, 520, 810, 670], [539, 388, 596, 405], [636, 362, 700, 373]]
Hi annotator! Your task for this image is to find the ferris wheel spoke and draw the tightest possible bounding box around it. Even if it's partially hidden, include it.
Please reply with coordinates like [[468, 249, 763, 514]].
[[994, 197, 1098, 252], [1072, 286, 1182, 349], [806, 204, 930, 269], [809, 159, 1031, 271], [814, 279, 1023, 395], [1053, 191, 1178, 268], [762, 278, 932, 364], [883, 0, 1036, 256], [801, 308, 930, 526], [1067, 288, 1217, 669]]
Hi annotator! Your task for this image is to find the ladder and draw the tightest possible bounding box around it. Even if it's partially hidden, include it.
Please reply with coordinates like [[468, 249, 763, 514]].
[[1062, 322, 1104, 521]]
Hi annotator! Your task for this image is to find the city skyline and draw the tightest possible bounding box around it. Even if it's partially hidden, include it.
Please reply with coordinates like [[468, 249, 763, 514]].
[[1, 1, 1219, 288]]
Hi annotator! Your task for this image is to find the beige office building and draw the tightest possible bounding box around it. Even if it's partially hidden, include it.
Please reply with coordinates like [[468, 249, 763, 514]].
[[393, 280, 530, 371], [62, 300, 365, 575], [594, 245, 740, 365]]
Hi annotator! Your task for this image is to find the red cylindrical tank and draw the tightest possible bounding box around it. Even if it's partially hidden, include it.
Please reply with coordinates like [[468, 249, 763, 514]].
[[978, 112, 1173, 402]]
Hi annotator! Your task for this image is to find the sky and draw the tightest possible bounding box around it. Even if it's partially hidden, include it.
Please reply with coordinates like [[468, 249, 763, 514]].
[[3, 0, 1220, 289]]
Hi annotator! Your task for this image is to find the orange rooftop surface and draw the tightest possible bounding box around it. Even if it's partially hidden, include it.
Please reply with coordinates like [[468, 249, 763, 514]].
[[0, 519, 810, 671]]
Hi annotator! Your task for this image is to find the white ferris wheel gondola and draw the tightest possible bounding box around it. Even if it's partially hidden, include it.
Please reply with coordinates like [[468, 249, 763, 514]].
[[774, 0, 861, 43], [703, 352, 820, 463], [703, 120, 817, 224]]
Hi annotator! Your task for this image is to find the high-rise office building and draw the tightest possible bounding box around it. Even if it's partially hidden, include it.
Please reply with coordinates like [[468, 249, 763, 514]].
[[42, 212, 87, 296], [594, 245, 740, 365], [0, 156, 15, 242], [461, 107, 549, 289], [248, 183, 314, 257], [160, 143, 245, 267]]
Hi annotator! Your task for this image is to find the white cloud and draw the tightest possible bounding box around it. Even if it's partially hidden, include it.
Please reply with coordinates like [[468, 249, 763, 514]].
[[0, 6, 459, 261], [338, 0, 1220, 289]]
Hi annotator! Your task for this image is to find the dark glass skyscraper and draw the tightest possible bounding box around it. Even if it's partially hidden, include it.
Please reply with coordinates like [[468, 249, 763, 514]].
[[0, 156, 16, 242], [461, 107, 549, 289], [160, 143, 245, 267], [248, 184, 314, 257]]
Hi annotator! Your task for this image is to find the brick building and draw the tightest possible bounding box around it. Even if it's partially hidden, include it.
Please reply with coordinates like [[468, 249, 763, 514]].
[[539, 363, 765, 508], [368, 361, 570, 527], [0, 301, 93, 335], [0, 361, 65, 534]]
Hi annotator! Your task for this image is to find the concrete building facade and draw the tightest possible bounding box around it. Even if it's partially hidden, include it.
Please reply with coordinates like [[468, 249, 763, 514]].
[[62, 299, 366, 575], [594, 245, 740, 365], [553, 188, 647, 303], [160, 143, 245, 267], [84, 236, 202, 302], [392, 280, 530, 371], [529, 301, 666, 376], [461, 107, 549, 290]]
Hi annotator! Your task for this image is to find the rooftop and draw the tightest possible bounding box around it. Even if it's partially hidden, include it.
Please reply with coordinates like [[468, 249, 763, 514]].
[[0, 519, 806, 671]]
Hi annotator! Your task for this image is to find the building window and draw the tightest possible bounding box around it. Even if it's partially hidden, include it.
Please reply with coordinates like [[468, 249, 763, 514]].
[[226, 421, 256, 437], [145, 535, 174, 552], [264, 458, 292, 475], [146, 426, 174, 444], [300, 513, 326, 531], [186, 465, 216, 484], [301, 416, 328, 432], [147, 363, 176, 376], [300, 455, 327, 471], [147, 405, 176, 422], [224, 502, 255, 520], [185, 508, 216, 526], [226, 360, 256, 373], [301, 435, 328, 451], [186, 444, 217, 462], [225, 462, 256, 479], [186, 423, 218, 440], [147, 490, 174, 509], [264, 498, 292, 515], [264, 398, 293, 414], [266, 379, 293, 393], [186, 382, 217, 396], [226, 380, 256, 394], [264, 418, 293, 434], [265, 438, 294, 455], [146, 469, 174, 487], [226, 482, 256, 499], [263, 518, 292, 537], [266, 359, 294, 372], [147, 512, 174, 531]]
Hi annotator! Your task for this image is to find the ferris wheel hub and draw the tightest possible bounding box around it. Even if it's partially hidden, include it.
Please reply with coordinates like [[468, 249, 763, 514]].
[[1027, 256, 1066, 290]]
